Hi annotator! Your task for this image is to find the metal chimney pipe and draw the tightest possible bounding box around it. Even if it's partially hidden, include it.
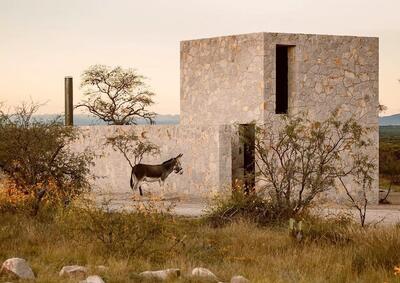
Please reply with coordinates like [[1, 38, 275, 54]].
[[64, 76, 73, 126]]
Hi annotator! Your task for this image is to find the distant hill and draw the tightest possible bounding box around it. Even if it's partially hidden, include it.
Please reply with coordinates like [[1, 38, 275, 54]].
[[34, 114, 179, 125], [31, 113, 400, 126], [380, 114, 400, 126]]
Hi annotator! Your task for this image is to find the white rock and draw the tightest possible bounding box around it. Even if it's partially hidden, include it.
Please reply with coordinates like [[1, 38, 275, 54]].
[[59, 265, 87, 278], [96, 265, 108, 271], [191, 267, 218, 281], [80, 275, 105, 283], [140, 268, 180, 280], [231, 275, 250, 283], [0, 258, 35, 279]]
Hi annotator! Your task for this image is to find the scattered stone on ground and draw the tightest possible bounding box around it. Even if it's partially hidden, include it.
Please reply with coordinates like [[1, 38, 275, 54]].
[[231, 275, 250, 283], [59, 265, 87, 278], [139, 268, 180, 280], [96, 265, 108, 272], [0, 258, 244, 282], [192, 267, 219, 281], [80, 275, 105, 283], [0, 258, 35, 280]]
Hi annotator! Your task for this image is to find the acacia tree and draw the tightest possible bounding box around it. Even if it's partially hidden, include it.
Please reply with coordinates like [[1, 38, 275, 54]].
[[77, 65, 156, 125], [339, 154, 375, 227], [254, 111, 374, 219]]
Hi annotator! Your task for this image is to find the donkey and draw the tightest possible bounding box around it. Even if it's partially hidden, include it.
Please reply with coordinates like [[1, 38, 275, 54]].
[[130, 154, 183, 196]]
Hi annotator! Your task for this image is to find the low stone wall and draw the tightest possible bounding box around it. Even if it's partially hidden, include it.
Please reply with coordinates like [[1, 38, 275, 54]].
[[70, 125, 233, 199]]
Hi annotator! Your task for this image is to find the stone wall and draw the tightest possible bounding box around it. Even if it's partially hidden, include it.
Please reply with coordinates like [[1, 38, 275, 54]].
[[181, 32, 378, 127], [71, 125, 233, 199], [262, 33, 379, 203], [262, 33, 379, 122], [180, 33, 266, 125]]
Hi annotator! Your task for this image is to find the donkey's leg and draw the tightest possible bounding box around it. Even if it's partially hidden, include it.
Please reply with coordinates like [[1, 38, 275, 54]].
[[134, 180, 143, 196], [130, 169, 135, 191], [132, 177, 142, 195], [138, 184, 143, 196], [132, 181, 138, 193]]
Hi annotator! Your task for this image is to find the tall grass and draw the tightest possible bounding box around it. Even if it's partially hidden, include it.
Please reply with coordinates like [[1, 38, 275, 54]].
[[1, 203, 400, 282]]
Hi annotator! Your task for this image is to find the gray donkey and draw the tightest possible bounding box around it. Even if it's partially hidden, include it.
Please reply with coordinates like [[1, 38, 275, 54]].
[[130, 154, 183, 196]]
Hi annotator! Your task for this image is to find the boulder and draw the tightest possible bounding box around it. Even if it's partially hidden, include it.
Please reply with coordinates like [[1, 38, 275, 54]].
[[191, 267, 218, 281], [59, 265, 87, 278], [231, 275, 250, 283], [0, 258, 35, 279], [139, 268, 180, 280], [80, 275, 106, 283]]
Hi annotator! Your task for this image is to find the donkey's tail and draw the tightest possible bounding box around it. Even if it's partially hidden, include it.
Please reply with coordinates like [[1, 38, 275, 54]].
[[130, 167, 135, 191]]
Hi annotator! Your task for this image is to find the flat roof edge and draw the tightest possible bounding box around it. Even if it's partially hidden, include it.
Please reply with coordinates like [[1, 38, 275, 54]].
[[180, 32, 379, 44]]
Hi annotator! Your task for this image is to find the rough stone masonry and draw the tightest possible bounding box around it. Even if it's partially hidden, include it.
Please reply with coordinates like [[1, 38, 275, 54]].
[[73, 32, 379, 202]]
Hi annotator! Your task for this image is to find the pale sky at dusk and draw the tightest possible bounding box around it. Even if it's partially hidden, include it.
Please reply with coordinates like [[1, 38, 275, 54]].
[[1, 0, 399, 115]]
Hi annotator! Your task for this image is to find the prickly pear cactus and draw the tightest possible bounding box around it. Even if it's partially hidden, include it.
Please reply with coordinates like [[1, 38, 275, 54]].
[[289, 218, 303, 242]]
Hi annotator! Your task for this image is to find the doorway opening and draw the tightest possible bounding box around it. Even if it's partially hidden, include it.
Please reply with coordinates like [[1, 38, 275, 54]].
[[232, 124, 255, 193]]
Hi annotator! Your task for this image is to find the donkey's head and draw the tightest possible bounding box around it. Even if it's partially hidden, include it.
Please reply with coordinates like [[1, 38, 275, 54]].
[[173, 153, 183, 175]]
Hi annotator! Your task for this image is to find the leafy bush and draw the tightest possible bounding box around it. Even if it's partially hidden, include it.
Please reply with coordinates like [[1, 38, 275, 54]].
[[254, 110, 373, 219], [0, 102, 94, 214]]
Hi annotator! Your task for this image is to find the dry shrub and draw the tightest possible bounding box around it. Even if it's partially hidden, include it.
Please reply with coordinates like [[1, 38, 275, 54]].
[[0, 178, 82, 215], [58, 199, 179, 262], [205, 189, 297, 227], [0, 179, 34, 213], [300, 214, 356, 245], [254, 111, 374, 221], [0, 101, 94, 215]]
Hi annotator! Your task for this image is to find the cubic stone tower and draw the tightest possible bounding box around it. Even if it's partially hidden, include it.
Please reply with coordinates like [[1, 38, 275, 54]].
[[181, 32, 378, 126], [180, 32, 379, 202]]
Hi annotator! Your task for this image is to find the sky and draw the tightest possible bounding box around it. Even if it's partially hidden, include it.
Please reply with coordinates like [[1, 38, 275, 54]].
[[0, 0, 399, 115]]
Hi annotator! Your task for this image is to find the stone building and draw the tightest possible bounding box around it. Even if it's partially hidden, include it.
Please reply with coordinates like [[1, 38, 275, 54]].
[[74, 32, 379, 202]]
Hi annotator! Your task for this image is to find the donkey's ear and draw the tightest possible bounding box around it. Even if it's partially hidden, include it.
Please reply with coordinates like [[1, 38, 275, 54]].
[[177, 153, 183, 158]]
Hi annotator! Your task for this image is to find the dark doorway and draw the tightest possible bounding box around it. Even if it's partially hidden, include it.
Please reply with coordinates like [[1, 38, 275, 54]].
[[240, 124, 255, 193], [276, 45, 289, 114]]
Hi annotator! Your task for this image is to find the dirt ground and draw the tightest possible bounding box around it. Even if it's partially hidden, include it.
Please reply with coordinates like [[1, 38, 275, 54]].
[[90, 191, 400, 225]]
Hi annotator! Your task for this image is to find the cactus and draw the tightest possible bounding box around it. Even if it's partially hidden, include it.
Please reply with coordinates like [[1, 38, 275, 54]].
[[289, 218, 303, 242]]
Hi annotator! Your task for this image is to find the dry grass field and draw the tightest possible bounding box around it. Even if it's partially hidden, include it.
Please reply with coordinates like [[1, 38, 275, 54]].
[[1, 201, 400, 283]]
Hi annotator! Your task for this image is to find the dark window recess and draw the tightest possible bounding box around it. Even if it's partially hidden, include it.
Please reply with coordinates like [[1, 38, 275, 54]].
[[276, 45, 289, 114], [241, 124, 255, 193]]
